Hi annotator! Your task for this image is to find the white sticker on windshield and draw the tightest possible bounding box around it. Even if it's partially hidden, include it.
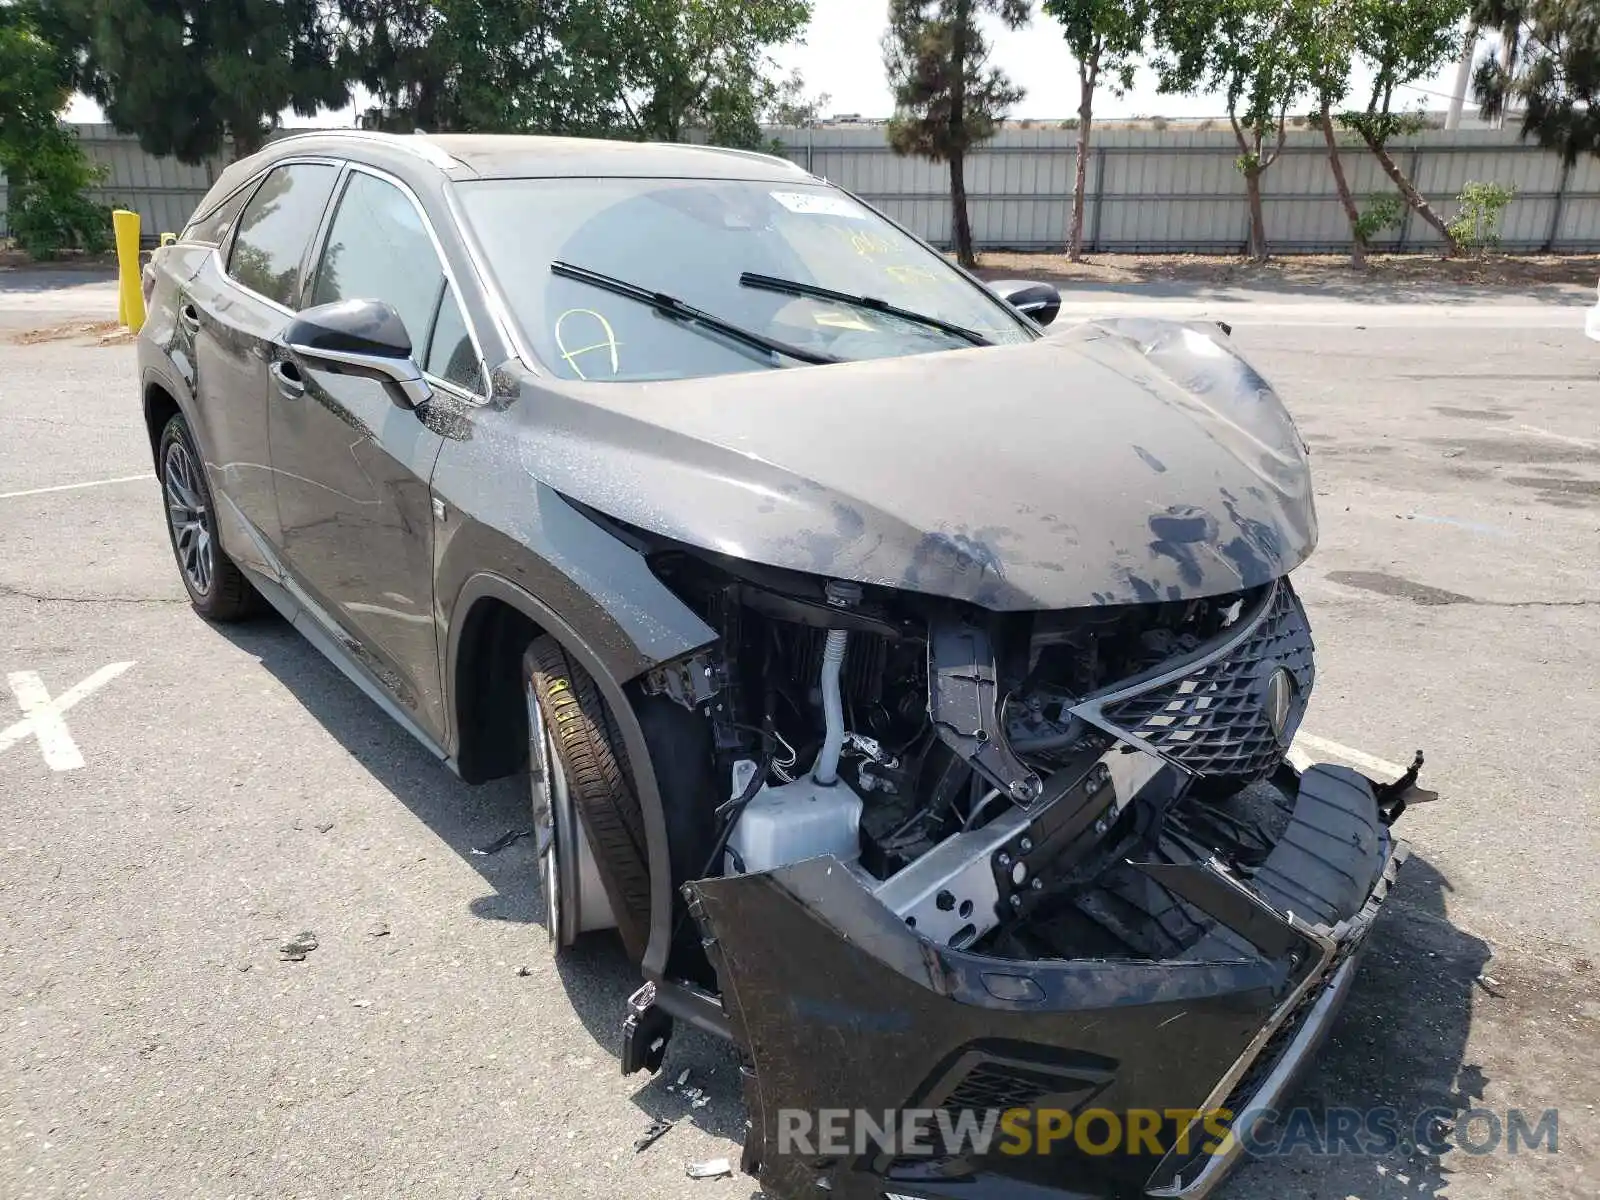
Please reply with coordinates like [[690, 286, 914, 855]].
[[770, 190, 869, 219]]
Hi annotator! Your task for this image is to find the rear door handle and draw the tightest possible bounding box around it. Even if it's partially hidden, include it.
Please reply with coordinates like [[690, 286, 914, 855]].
[[270, 359, 306, 400], [178, 303, 202, 334]]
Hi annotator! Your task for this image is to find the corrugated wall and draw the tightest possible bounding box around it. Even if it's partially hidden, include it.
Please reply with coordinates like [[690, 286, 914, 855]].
[[781, 125, 1600, 253], [0, 124, 228, 244], [3, 123, 1596, 254]]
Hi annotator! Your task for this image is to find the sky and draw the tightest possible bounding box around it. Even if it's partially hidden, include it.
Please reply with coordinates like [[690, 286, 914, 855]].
[[773, 0, 1475, 120], [64, 0, 1477, 127]]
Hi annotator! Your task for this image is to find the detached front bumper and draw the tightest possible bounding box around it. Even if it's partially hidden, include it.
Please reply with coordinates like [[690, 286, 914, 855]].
[[686, 762, 1407, 1200]]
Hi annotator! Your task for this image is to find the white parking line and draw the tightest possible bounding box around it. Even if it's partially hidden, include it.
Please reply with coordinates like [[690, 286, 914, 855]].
[[0, 473, 154, 501], [1517, 423, 1598, 451], [1292, 732, 1407, 782], [1, 662, 136, 771]]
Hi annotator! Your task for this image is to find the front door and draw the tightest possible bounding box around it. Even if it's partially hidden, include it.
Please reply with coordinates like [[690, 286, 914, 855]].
[[269, 167, 482, 741], [188, 161, 339, 575]]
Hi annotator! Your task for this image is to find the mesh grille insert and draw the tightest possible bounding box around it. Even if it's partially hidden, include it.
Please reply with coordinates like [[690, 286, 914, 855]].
[[1093, 582, 1315, 781]]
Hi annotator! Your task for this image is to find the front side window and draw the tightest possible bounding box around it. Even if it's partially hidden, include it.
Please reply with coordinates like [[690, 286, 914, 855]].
[[309, 171, 446, 359], [425, 286, 483, 393], [226, 163, 339, 309], [458, 177, 1033, 382]]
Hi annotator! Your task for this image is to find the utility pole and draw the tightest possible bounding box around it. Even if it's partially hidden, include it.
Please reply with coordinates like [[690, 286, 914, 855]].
[[1445, 25, 1477, 130]]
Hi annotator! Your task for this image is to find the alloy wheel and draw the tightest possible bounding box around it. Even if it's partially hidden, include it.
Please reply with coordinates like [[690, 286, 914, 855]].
[[163, 439, 213, 596]]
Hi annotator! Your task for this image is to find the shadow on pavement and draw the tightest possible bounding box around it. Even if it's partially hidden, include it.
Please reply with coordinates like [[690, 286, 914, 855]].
[[214, 610, 753, 1145], [215, 612, 541, 920], [1228, 853, 1492, 1198]]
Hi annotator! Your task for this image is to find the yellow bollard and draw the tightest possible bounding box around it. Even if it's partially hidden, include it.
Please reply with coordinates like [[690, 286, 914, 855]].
[[112, 209, 145, 332]]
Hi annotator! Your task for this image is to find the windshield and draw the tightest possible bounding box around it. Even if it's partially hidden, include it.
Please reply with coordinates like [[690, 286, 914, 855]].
[[457, 177, 1035, 382]]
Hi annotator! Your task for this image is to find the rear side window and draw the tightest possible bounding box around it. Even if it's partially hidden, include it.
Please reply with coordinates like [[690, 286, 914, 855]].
[[227, 163, 339, 309], [308, 171, 444, 357], [182, 186, 251, 247]]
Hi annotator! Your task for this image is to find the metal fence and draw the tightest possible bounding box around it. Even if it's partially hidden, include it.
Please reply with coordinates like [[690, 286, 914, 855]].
[[3, 122, 1596, 254], [0, 124, 228, 245], [777, 125, 1600, 254]]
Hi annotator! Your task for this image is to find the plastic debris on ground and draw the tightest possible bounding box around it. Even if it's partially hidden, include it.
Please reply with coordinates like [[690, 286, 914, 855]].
[[471, 827, 535, 856], [686, 1157, 733, 1180], [634, 1119, 673, 1153], [278, 931, 318, 961]]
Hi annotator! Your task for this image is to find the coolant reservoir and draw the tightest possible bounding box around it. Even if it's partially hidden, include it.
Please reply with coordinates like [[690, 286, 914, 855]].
[[725, 760, 863, 875]]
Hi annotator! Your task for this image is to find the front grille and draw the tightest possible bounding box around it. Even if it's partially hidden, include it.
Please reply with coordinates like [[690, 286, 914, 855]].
[[1088, 581, 1314, 781]]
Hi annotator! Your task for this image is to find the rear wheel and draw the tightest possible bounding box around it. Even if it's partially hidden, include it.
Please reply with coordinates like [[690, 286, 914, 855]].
[[523, 637, 650, 961], [158, 413, 257, 621]]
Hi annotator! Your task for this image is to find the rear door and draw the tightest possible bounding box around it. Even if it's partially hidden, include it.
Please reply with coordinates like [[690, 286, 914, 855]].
[[184, 161, 340, 575], [269, 165, 488, 741]]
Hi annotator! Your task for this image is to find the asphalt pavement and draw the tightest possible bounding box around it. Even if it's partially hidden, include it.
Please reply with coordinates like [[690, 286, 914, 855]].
[[1, 269, 1595, 1199]]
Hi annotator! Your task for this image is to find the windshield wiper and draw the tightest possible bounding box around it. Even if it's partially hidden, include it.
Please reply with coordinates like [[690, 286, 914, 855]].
[[738, 272, 994, 348], [550, 261, 841, 367]]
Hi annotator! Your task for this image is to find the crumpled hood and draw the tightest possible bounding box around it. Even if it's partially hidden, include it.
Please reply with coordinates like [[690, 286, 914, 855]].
[[508, 318, 1317, 609]]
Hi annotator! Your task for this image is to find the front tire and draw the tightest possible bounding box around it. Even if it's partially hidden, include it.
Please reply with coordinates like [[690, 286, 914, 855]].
[[523, 636, 651, 962], [158, 413, 257, 622]]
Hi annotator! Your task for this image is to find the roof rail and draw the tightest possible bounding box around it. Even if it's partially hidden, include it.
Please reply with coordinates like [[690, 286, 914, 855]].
[[677, 143, 807, 173], [264, 128, 460, 170]]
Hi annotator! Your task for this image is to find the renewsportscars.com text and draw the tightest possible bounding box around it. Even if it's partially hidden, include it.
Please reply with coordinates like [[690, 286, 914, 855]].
[[775, 1106, 1559, 1160]]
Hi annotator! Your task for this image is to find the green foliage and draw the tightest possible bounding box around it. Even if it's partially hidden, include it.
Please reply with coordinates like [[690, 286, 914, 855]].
[[883, 0, 1031, 159], [2, 126, 110, 256], [1, 1, 72, 133], [1153, 0, 1321, 143], [74, 0, 350, 162], [624, 0, 812, 148], [1154, 0, 1325, 257], [764, 69, 830, 127], [1, 0, 109, 257], [1338, 0, 1467, 145], [346, 0, 810, 150], [343, 0, 627, 136], [1447, 179, 1516, 253], [1041, 0, 1150, 98], [1474, 0, 1600, 165], [1352, 191, 1405, 241], [1337, 105, 1430, 143]]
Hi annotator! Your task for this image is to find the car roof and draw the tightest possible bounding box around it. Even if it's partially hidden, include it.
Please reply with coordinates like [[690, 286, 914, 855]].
[[253, 129, 813, 183]]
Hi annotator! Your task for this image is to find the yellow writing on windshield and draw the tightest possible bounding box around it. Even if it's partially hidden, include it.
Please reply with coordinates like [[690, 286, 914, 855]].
[[825, 224, 894, 258], [884, 264, 942, 288], [554, 308, 622, 379], [812, 310, 876, 332]]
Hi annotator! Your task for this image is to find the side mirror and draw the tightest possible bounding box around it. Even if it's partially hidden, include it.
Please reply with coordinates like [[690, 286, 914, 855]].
[[988, 279, 1061, 327], [282, 298, 432, 409]]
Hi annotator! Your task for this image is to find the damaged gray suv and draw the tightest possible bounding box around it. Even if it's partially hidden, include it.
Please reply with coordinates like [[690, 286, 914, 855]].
[[138, 131, 1420, 1200]]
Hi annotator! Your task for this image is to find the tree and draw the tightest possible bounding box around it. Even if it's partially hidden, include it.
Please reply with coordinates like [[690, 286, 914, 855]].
[[764, 68, 830, 127], [1474, 0, 1600, 164], [341, 0, 624, 135], [0, 0, 108, 257], [1153, 0, 1320, 261], [1041, 0, 1149, 261], [619, 0, 812, 148], [74, 0, 350, 162], [883, 0, 1030, 268], [1338, 0, 1468, 250], [1306, 0, 1369, 265]]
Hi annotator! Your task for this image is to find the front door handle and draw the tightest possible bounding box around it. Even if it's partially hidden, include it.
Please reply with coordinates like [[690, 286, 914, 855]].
[[270, 359, 307, 400], [178, 303, 202, 334]]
